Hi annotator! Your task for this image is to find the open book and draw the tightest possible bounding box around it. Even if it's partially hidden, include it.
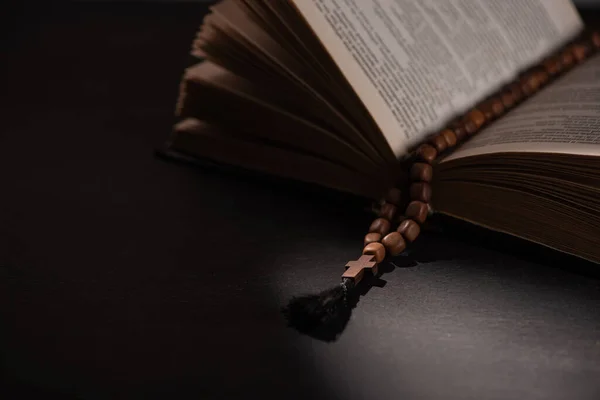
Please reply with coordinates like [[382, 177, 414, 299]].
[[165, 0, 600, 264]]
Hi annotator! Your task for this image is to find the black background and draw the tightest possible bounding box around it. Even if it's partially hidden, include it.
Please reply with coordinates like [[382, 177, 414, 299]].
[[1, 2, 600, 399]]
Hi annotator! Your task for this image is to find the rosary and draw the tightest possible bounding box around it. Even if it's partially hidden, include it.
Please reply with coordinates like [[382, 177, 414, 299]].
[[283, 30, 600, 339]]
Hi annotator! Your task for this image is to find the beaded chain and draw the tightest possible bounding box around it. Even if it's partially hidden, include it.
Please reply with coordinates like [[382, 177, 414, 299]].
[[341, 31, 600, 285]]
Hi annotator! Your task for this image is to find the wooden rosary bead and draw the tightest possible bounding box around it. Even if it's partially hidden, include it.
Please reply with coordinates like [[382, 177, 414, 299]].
[[364, 232, 382, 246], [369, 217, 391, 236], [466, 109, 486, 129], [529, 73, 541, 91], [520, 73, 540, 95], [535, 69, 549, 86], [479, 101, 495, 121], [416, 144, 437, 164], [410, 162, 433, 182], [560, 49, 575, 69], [592, 32, 600, 49], [405, 201, 428, 224], [464, 119, 478, 135], [490, 98, 505, 117], [440, 129, 457, 147], [397, 219, 420, 242], [543, 57, 562, 76], [480, 99, 504, 121], [381, 232, 406, 257], [431, 134, 447, 153], [363, 242, 386, 264], [409, 182, 432, 203], [519, 77, 532, 96], [507, 83, 523, 104], [501, 91, 515, 109], [451, 121, 468, 141], [379, 202, 397, 221], [536, 69, 550, 86], [572, 44, 589, 63], [384, 187, 402, 206]]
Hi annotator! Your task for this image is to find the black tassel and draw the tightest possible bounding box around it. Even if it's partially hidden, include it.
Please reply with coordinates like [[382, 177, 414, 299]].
[[282, 278, 356, 342]]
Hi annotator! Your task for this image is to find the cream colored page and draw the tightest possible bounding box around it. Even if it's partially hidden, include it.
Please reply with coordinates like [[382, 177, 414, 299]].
[[443, 54, 600, 162], [291, 0, 583, 157]]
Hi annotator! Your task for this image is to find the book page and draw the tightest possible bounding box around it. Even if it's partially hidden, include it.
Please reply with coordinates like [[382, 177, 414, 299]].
[[442, 53, 600, 162], [291, 0, 583, 157]]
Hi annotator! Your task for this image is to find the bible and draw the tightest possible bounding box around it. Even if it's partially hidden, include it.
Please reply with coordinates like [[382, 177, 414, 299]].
[[165, 0, 600, 264]]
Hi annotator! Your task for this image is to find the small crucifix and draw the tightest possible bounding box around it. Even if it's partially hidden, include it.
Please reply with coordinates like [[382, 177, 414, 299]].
[[342, 254, 377, 284]]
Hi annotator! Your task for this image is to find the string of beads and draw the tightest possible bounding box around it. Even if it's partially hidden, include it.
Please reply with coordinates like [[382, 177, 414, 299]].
[[342, 30, 600, 285]]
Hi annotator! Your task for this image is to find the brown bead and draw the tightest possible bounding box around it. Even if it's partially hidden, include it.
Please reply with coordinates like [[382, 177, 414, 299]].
[[381, 232, 406, 257], [384, 187, 402, 206], [519, 78, 531, 96], [364, 232, 382, 246], [507, 83, 523, 104], [466, 109, 486, 129], [430, 134, 447, 153], [592, 32, 600, 49], [379, 202, 397, 220], [416, 144, 437, 164], [410, 162, 433, 182], [490, 98, 505, 117], [405, 201, 428, 224], [409, 182, 432, 203], [464, 119, 478, 135], [519, 77, 531, 96], [451, 121, 468, 141], [560, 50, 574, 69], [520, 74, 539, 95], [479, 101, 495, 121], [369, 217, 391, 236], [543, 57, 562, 76], [501, 92, 515, 109], [529, 73, 542, 91], [535, 70, 549, 86], [363, 242, 386, 263], [572, 44, 589, 63], [397, 219, 420, 242], [440, 129, 457, 147], [479, 99, 504, 121]]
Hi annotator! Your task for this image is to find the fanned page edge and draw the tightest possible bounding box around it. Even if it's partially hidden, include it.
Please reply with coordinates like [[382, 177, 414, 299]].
[[168, 0, 592, 200], [167, 118, 387, 199], [290, 0, 408, 157]]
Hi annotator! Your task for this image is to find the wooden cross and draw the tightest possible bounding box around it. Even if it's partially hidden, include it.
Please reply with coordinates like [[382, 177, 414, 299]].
[[342, 254, 377, 284]]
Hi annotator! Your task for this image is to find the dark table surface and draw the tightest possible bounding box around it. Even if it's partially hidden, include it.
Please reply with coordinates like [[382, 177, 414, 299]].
[[1, 2, 600, 399]]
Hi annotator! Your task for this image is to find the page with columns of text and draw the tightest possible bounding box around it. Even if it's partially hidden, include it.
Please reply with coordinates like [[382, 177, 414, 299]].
[[292, 0, 583, 156], [442, 53, 600, 161]]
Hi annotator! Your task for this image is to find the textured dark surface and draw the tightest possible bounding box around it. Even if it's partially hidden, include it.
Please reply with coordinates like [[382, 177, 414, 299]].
[[1, 2, 600, 399]]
